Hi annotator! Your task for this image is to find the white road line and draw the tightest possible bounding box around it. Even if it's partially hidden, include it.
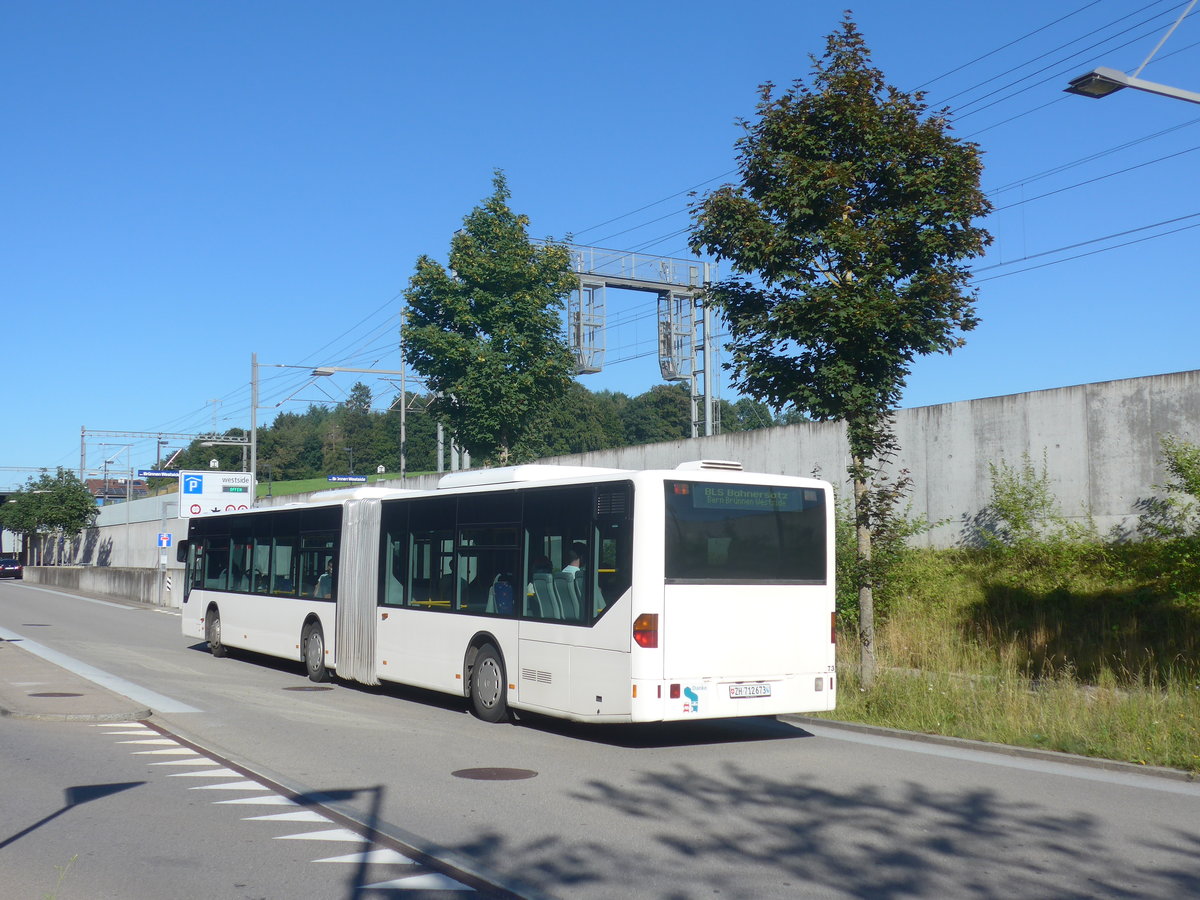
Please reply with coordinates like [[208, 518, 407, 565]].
[[275, 827, 364, 842], [131, 747, 199, 756], [189, 780, 271, 791], [0, 626, 201, 713], [802, 722, 1200, 796], [243, 811, 332, 823], [364, 873, 475, 891], [3, 582, 136, 609], [103, 727, 478, 894], [314, 849, 417, 865], [214, 795, 300, 806], [118, 738, 178, 745]]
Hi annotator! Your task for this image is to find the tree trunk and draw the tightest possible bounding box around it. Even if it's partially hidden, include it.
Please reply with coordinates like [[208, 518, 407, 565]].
[[852, 459, 877, 690]]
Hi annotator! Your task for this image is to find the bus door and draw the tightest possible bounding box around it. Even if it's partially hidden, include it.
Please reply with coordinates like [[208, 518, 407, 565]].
[[518, 483, 633, 715]]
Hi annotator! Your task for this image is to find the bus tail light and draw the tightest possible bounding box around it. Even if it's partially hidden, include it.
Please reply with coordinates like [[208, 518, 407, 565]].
[[633, 613, 658, 648], [831, 612, 837, 644]]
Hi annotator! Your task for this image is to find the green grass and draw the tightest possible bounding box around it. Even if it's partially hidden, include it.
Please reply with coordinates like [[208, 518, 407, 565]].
[[255, 472, 432, 498], [822, 544, 1200, 774]]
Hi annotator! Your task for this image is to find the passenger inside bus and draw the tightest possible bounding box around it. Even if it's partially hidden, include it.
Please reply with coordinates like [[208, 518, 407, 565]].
[[527, 556, 556, 618], [316, 560, 334, 599]]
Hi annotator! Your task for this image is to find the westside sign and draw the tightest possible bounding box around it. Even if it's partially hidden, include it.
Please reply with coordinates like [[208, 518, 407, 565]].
[[179, 470, 255, 519], [328, 475, 368, 483]]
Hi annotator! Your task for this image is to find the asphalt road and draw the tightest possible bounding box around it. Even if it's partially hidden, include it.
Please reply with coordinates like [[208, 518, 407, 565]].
[[2, 578, 1198, 899]]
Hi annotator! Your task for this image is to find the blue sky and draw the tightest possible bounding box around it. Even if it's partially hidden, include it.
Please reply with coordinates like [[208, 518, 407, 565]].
[[3, 0, 1198, 486]]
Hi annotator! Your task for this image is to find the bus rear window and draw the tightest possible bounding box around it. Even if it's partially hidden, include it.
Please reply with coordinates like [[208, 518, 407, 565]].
[[664, 481, 826, 583]]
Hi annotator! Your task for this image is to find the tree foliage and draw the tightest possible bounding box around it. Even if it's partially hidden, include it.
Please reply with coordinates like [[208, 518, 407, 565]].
[[1136, 434, 1200, 602], [689, 15, 991, 686], [402, 171, 578, 465], [0, 468, 98, 538], [167, 379, 762, 484]]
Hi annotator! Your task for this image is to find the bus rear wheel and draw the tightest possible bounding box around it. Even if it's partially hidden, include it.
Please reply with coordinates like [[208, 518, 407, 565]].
[[470, 643, 508, 723], [302, 623, 331, 683], [206, 608, 227, 658]]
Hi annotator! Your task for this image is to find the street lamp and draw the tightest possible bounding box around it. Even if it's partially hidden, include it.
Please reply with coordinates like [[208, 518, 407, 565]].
[[99, 443, 133, 505], [250, 356, 409, 500], [1064, 66, 1200, 104], [308, 364, 407, 477], [1065, 0, 1200, 105]]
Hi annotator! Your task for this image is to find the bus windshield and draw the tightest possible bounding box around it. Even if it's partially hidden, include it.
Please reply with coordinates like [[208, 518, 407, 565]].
[[663, 480, 826, 584]]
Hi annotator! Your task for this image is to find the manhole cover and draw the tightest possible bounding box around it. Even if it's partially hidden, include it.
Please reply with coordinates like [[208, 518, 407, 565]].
[[451, 767, 538, 781], [28, 692, 83, 698], [282, 686, 335, 692]]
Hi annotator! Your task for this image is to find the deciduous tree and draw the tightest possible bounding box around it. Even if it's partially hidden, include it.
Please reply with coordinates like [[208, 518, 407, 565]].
[[402, 171, 577, 465], [0, 469, 98, 561], [690, 16, 991, 686]]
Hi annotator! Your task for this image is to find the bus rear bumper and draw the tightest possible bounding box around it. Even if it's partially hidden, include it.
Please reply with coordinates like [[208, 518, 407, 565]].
[[630, 671, 836, 722]]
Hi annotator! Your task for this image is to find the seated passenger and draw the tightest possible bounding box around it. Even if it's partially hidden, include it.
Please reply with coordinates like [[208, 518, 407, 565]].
[[315, 560, 334, 599]]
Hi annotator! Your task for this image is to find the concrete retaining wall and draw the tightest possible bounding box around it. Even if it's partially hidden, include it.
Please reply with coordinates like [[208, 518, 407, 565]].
[[30, 369, 1200, 599], [526, 370, 1200, 546], [25, 565, 177, 608]]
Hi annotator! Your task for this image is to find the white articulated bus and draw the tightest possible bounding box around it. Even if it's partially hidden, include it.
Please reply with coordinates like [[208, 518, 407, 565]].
[[181, 460, 836, 723]]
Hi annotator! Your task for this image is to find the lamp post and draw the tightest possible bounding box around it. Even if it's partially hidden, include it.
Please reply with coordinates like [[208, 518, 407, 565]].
[[1065, 0, 1200, 105], [99, 443, 133, 505], [309, 365, 407, 477], [249, 357, 407, 502]]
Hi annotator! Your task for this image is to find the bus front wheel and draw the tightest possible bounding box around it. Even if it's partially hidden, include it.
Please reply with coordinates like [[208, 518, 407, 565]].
[[302, 623, 331, 683], [469, 643, 508, 723], [206, 608, 227, 658]]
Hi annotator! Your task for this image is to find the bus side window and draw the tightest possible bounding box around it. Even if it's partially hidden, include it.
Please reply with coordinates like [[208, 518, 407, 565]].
[[299, 530, 337, 599], [522, 485, 593, 624], [203, 536, 230, 591], [250, 519, 272, 594], [380, 500, 407, 607], [271, 531, 297, 597], [594, 485, 632, 616], [407, 497, 455, 610]]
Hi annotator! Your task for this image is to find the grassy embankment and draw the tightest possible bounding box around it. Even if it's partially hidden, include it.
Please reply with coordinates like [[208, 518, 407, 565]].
[[816, 541, 1200, 774], [254, 473, 400, 497]]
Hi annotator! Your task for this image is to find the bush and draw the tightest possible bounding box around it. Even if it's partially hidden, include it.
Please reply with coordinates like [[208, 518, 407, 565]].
[[1137, 434, 1200, 603], [835, 469, 936, 628]]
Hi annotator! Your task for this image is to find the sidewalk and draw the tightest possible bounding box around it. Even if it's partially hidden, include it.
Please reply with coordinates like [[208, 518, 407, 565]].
[[0, 637, 152, 722]]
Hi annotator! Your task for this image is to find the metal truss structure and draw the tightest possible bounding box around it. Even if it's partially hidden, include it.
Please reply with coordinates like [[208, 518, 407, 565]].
[[565, 245, 718, 437]]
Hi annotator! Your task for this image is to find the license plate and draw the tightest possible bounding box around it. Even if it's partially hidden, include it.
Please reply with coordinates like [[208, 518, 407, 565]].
[[729, 683, 771, 699]]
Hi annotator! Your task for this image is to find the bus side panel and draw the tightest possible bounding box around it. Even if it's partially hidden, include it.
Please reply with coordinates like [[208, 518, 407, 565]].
[[568, 646, 632, 718], [376, 608, 518, 698], [515, 591, 631, 716], [513, 638, 571, 710], [232, 595, 335, 660], [181, 588, 207, 641], [184, 588, 335, 664]]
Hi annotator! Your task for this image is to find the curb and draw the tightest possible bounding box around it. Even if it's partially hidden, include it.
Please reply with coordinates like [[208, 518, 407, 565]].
[[783, 714, 1197, 783]]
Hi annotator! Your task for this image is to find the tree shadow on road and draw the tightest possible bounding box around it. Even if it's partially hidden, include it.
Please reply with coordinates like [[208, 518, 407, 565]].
[[446, 760, 1200, 899]]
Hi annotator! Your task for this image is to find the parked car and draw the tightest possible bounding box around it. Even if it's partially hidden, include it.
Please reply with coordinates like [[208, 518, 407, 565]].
[[0, 557, 22, 579]]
